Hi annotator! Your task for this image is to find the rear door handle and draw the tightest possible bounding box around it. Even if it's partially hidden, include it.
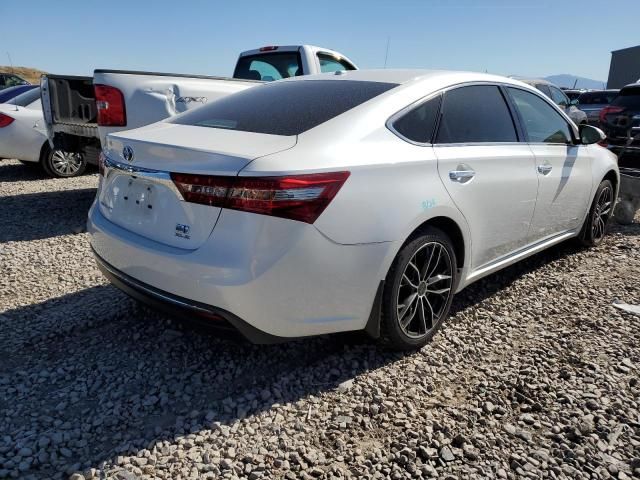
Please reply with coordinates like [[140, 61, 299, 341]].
[[449, 169, 476, 183], [537, 164, 553, 175]]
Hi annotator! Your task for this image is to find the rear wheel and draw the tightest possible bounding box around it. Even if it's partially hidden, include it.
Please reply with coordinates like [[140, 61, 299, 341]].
[[380, 227, 458, 350], [578, 179, 614, 247], [42, 145, 86, 178]]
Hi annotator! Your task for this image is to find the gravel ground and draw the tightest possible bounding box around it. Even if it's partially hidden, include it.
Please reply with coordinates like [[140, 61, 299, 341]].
[[1, 158, 639, 480]]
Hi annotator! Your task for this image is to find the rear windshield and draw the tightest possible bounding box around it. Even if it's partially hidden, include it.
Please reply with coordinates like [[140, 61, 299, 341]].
[[233, 52, 302, 81], [578, 91, 618, 105], [7, 87, 41, 106], [611, 86, 640, 109], [171, 80, 398, 136]]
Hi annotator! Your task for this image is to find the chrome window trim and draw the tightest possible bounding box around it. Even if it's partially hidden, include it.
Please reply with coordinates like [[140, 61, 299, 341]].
[[386, 80, 581, 147]]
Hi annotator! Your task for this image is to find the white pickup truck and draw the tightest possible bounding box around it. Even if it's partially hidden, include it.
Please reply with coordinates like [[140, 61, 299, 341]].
[[40, 45, 357, 176]]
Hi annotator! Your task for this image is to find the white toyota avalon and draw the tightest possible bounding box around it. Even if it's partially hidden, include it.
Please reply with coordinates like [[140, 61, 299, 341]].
[[88, 70, 618, 349]]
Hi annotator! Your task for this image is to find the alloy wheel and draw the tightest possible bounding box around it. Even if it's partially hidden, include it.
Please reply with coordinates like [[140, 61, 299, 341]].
[[591, 185, 612, 241], [396, 242, 453, 339], [51, 150, 83, 176]]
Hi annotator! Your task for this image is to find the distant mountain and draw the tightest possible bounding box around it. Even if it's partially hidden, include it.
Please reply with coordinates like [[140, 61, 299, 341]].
[[544, 74, 606, 90]]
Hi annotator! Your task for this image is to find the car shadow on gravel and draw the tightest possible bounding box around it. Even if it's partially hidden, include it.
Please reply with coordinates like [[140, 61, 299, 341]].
[[0, 160, 50, 183], [1, 227, 636, 478], [0, 284, 410, 478], [0, 188, 96, 242]]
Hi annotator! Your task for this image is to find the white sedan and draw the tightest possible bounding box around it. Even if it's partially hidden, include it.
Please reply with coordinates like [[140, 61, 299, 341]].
[[0, 87, 83, 177], [89, 70, 618, 349]]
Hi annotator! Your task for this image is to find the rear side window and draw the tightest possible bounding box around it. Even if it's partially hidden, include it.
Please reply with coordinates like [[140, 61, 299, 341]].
[[317, 53, 356, 73], [233, 52, 302, 81], [612, 86, 640, 109], [549, 86, 569, 106], [535, 84, 552, 97], [435, 85, 517, 144], [7, 87, 41, 106], [578, 91, 618, 104], [172, 80, 398, 136], [508, 88, 573, 144], [391, 95, 441, 143]]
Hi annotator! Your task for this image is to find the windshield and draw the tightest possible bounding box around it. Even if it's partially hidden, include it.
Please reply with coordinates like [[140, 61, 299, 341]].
[[611, 86, 640, 110], [171, 80, 398, 136], [7, 87, 41, 106]]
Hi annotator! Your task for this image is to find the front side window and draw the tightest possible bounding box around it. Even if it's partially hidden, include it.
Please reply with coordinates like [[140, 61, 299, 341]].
[[172, 80, 397, 136], [234, 52, 302, 81], [549, 86, 569, 107], [435, 85, 517, 144], [317, 53, 356, 73], [508, 88, 573, 144], [391, 95, 441, 143]]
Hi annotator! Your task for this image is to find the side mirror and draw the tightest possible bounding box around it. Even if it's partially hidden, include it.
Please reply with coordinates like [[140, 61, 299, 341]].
[[570, 99, 579, 106], [579, 124, 606, 145]]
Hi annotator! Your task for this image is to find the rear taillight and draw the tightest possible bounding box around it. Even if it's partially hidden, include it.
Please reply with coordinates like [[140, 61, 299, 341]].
[[259, 46, 279, 52], [95, 84, 126, 126], [599, 106, 623, 124], [0, 113, 15, 128], [171, 171, 350, 224]]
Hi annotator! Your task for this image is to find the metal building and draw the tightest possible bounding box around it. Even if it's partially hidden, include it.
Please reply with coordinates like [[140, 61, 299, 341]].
[[607, 45, 640, 88]]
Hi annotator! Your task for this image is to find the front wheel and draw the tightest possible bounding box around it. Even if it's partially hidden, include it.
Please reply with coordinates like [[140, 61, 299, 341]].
[[380, 227, 458, 350], [42, 145, 86, 178], [578, 179, 614, 247]]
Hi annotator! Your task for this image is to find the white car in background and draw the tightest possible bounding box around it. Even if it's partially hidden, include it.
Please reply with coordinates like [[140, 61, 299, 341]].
[[517, 77, 588, 125], [0, 87, 81, 176], [89, 70, 618, 350]]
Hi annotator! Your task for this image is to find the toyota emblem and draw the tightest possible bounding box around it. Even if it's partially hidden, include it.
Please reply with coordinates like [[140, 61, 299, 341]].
[[122, 146, 134, 163]]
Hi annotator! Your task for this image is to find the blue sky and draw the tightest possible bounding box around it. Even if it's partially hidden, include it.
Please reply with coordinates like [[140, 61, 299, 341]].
[[2, 0, 638, 81]]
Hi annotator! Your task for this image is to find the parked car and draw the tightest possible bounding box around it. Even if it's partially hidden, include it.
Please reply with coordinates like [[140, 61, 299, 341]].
[[576, 89, 619, 126], [517, 78, 588, 125], [40, 45, 357, 176], [89, 70, 618, 350], [0, 72, 29, 91], [599, 83, 640, 167], [0, 87, 81, 175], [0, 84, 38, 104]]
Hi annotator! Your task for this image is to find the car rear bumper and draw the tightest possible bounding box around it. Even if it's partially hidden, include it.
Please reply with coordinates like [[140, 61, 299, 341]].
[[88, 201, 391, 341]]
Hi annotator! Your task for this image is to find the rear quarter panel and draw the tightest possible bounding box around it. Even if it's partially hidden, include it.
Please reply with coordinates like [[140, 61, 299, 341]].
[[242, 127, 471, 283]]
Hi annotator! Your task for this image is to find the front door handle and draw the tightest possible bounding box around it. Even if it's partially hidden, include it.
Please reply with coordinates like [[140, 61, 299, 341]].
[[537, 164, 553, 175], [449, 169, 476, 183]]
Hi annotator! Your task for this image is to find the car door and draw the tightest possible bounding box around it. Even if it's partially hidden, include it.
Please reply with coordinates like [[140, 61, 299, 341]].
[[506, 87, 592, 241], [433, 84, 539, 270]]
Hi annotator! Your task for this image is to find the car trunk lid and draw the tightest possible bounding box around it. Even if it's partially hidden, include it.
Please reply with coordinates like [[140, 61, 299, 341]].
[[99, 123, 296, 249]]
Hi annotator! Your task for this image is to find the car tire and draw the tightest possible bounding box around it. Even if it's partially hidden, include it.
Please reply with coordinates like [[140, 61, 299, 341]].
[[578, 179, 614, 247], [41, 144, 86, 178], [380, 227, 458, 350]]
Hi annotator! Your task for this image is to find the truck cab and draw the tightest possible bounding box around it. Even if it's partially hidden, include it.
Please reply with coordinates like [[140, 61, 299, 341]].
[[40, 45, 357, 177]]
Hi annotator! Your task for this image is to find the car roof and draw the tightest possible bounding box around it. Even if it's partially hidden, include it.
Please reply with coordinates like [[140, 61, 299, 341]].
[[283, 68, 531, 88], [512, 77, 557, 87]]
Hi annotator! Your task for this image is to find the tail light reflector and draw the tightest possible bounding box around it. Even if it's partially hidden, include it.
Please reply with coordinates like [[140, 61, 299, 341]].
[[171, 171, 350, 224], [0, 113, 14, 128], [98, 151, 106, 176], [95, 84, 126, 126], [599, 106, 623, 124]]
